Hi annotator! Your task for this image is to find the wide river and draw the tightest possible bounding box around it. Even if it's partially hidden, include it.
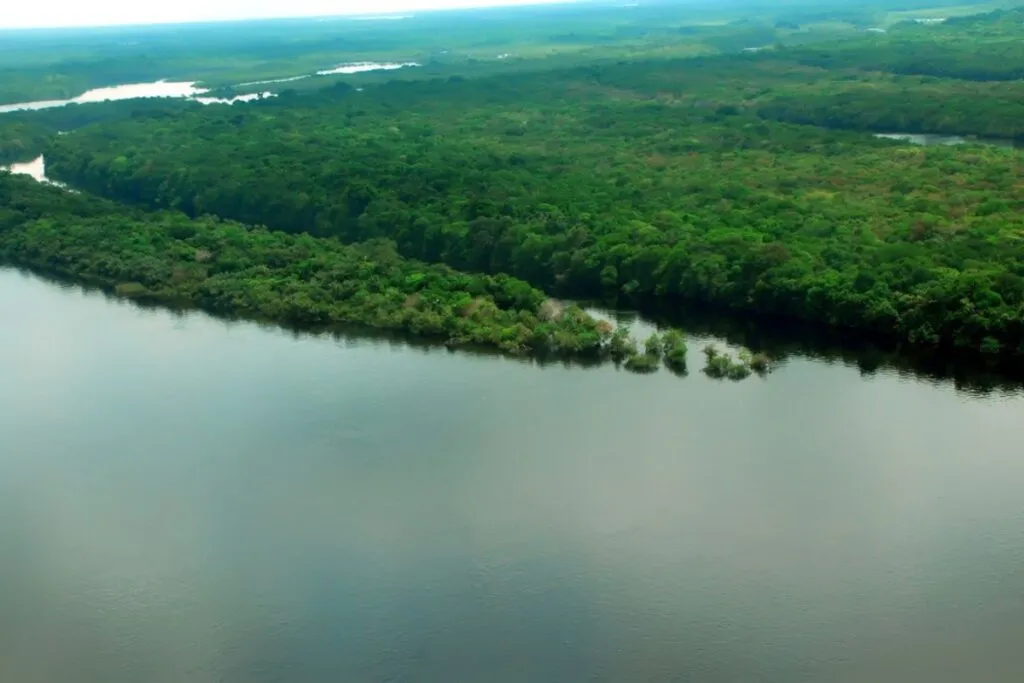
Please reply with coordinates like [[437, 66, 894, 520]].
[[2, 268, 1024, 683], [0, 63, 420, 114]]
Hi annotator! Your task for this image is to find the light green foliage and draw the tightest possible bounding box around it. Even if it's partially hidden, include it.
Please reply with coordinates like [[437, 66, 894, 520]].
[[702, 345, 773, 380], [661, 329, 689, 373], [703, 346, 753, 381], [624, 352, 661, 373], [644, 333, 664, 357]]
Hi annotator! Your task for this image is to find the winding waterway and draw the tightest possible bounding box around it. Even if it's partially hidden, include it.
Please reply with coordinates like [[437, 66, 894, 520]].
[[2, 267, 1024, 682], [0, 62, 420, 113]]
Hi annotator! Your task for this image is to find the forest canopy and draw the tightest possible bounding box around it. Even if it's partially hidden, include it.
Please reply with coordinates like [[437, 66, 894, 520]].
[[4, 2, 1024, 360], [41, 56, 1024, 355], [0, 172, 622, 360]]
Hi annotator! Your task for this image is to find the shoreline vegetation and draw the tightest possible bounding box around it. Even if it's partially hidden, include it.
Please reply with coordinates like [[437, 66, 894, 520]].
[[2, 4, 1023, 378], [46, 96, 1024, 358], [0, 173, 721, 377], [30, 7, 1022, 360]]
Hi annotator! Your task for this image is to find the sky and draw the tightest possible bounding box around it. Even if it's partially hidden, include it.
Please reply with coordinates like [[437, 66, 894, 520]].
[[0, 0, 574, 29]]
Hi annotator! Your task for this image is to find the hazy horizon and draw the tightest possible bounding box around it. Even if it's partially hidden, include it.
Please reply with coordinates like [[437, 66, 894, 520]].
[[0, 0, 576, 30]]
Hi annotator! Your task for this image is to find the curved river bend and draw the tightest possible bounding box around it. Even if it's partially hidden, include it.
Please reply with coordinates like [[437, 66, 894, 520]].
[[2, 268, 1024, 683]]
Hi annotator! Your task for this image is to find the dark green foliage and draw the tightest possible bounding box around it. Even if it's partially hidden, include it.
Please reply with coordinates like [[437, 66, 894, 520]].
[[0, 174, 615, 361], [608, 325, 638, 361], [43, 66, 1024, 356], [0, 99, 197, 163], [0, 120, 50, 164], [622, 327, 691, 374], [748, 352, 773, 375], [778, 9, 1024, 82], [624, 331, 665, 372], [0, 1, 956, 104], [757, 80, 1024, 140]]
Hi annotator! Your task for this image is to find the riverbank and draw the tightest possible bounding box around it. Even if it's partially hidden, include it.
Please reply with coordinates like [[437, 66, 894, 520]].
[[46, 99, 1024, 359], [0, 173, 695, 372]]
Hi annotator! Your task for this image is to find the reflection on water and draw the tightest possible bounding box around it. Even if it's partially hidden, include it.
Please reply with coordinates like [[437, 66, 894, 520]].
[[584, 300, 1024, 396], [2, 268, 1024, 683]]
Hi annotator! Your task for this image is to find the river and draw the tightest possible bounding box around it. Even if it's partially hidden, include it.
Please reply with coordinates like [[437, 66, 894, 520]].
[[0, 62, 420, 113], [2, 268, 1024, 683], [0, 81, 274, 114], [3, 155, 64, 186]]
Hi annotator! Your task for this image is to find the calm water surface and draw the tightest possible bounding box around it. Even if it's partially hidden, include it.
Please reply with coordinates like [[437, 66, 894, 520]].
[[0, 81, 208, 113], [0, 63, 418, 113], [0, 81, 273, 113], [2, 269, 1024, 683]]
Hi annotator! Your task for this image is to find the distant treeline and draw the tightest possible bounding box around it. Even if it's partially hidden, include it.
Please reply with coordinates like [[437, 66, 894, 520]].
[[776, 8, 1024, 81]]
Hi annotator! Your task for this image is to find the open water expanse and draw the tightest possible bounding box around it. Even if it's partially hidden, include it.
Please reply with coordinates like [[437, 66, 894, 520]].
[[2, 268, 1023, 682]]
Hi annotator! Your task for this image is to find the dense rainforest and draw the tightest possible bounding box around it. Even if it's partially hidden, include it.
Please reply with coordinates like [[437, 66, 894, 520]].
[[4, 2, 1024, 363], [41, 43, 1024, 355], [0, 0, 1006, 103], [778, 8, 1024, 81], [0, 172, 652, 364], [0, 99, 195, 164]]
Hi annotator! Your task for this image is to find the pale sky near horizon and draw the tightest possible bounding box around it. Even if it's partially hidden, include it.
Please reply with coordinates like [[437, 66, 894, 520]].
[[0, 0, 573, 29]]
